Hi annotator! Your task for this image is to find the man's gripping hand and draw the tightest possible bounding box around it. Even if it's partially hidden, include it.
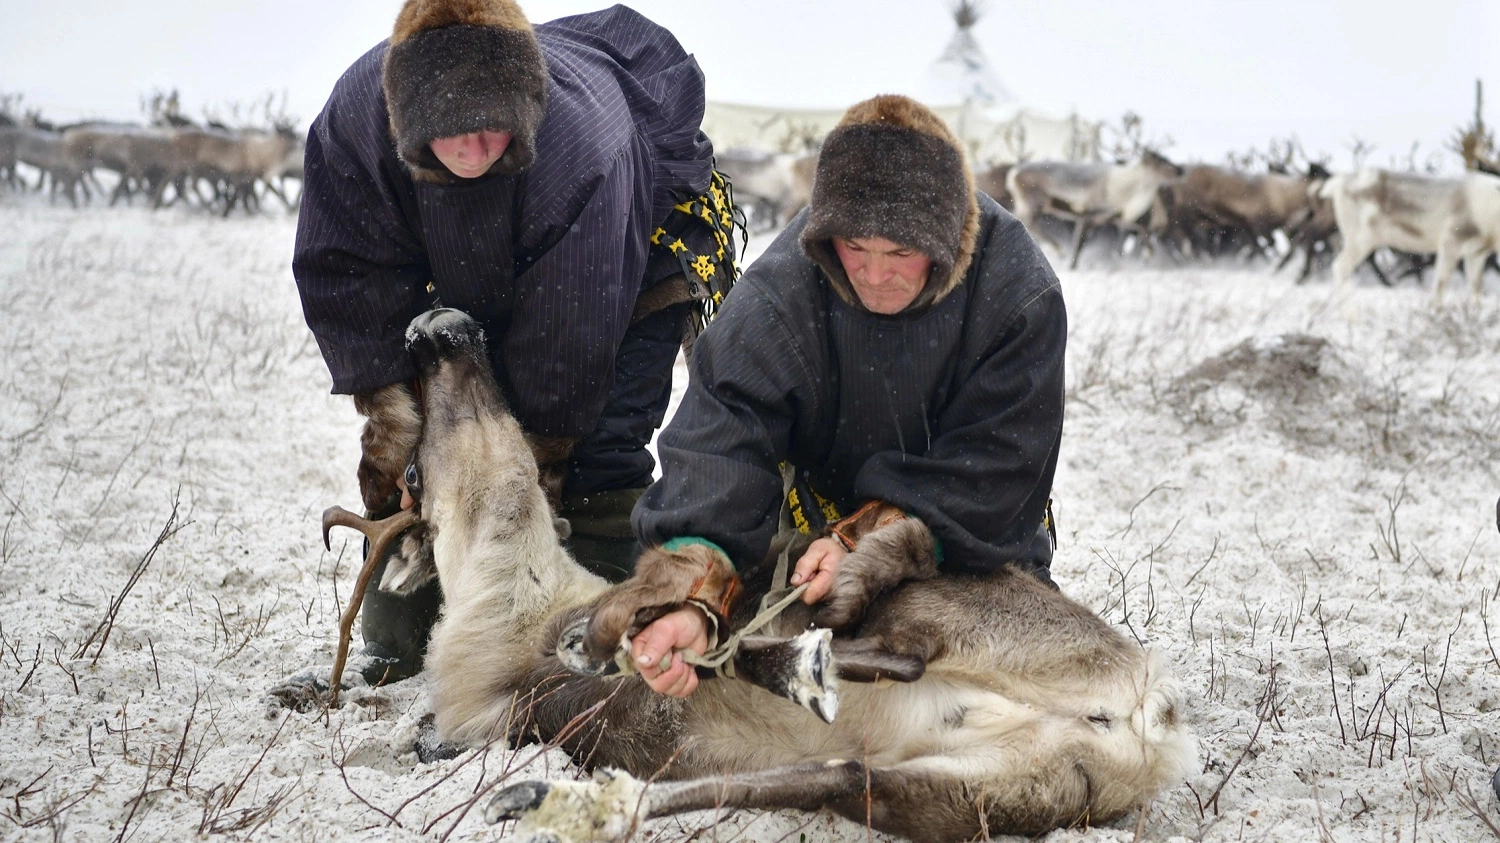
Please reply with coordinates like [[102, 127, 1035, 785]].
[[791, 537, 848, 605], [630, 606, 710, 698], [584, 538, 741, 699]]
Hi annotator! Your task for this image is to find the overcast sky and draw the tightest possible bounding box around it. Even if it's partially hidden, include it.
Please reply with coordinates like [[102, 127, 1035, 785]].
[[2, 0, 1496, 169]]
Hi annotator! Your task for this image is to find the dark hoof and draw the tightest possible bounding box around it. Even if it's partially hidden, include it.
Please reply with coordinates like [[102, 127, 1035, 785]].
[[358, 652, 411, 687], [415, 714, 464, 763], [405, 308, 485, 370], [485, 780, 552, 824], [555, 616, 619, 676], [1491, 766, 1500, 802]]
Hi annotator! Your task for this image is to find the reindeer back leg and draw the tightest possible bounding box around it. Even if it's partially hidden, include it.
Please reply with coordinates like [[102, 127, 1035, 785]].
[[486, 750, 1120, 843]]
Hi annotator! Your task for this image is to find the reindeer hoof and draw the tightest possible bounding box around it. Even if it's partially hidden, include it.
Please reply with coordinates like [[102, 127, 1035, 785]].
[[414, 714, 464, 763], [555, 616, 619, 676], [789, 629, 839, 724], [264, 670, 332, 714], [485, 780, 551, 823], [485, 770, 647, 842], [406, 308, 486, 371], [737, 630, 840, 723], [264, 663, 372, 713]]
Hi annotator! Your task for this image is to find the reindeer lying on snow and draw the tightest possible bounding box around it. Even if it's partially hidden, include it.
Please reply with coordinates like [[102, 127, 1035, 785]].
[[323, 308, 1195, 841]]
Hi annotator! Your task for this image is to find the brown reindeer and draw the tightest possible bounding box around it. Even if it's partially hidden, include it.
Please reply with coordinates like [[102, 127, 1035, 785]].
[[1157, 163, 1326, 262], [166, 125, 298, 215], [327, 308, 1195, 842], [14, 123, 91, 206], [975, 162, 1015, 211]]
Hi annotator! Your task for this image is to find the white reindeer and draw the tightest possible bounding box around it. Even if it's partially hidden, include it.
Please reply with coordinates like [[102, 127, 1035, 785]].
[[1322, 168, 1500, 301]]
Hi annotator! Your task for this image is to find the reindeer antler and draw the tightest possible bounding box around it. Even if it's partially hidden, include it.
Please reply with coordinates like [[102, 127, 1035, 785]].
[[321, 506, 419, 708]]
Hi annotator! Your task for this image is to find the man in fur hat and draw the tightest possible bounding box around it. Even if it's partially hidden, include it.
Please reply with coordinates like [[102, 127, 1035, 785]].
[[293, 0, 733, 683], [623, 95, 1066, 698]]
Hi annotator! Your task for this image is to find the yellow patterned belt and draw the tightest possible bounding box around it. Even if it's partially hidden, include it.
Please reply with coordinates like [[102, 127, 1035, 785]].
[[649, 169, 744, 323]]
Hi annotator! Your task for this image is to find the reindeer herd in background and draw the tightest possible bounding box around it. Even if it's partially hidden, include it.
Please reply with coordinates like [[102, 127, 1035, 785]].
[[720, 93, 1500, 299], [0, 92, 303, 216], [4, 88, 1499, 297]]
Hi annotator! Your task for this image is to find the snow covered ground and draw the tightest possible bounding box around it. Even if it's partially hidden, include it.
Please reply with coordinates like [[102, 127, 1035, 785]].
[[2, 195, 1499, 842]]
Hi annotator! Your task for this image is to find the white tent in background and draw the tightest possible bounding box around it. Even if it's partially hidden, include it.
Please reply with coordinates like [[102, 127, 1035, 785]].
[[702, 1, 1099, 166], [921, 0, 1014, 109], [919, 0, 1098, 166]]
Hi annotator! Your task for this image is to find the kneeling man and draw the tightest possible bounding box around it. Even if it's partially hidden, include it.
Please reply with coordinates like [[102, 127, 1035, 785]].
[[626, 95, 1068, 696]]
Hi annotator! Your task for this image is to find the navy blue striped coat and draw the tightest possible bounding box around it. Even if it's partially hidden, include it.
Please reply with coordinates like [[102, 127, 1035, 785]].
[[293, 6, 713, 443], [634, 197, 1067, 577]]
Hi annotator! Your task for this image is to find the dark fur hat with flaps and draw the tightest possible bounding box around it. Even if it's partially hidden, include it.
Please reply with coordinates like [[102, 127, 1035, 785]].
[[382, 0, 547, 183], [801, 95, 980, 313]]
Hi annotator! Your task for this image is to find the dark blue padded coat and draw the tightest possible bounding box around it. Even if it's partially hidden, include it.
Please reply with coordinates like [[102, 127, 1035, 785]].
[[294, 6, 714, 493]]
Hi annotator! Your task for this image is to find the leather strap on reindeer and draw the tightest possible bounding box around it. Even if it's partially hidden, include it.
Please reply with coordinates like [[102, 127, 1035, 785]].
[[825, 500, 909, 552]]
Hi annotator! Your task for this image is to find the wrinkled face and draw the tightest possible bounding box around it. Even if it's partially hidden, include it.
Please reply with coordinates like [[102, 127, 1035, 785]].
[[429, 130, 513, 179], [832, 236, 933, 315]]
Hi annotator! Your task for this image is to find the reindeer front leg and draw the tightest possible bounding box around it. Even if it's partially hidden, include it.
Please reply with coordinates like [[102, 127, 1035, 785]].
[[556, 541, 850, 721], [810, 502, 940, 630]]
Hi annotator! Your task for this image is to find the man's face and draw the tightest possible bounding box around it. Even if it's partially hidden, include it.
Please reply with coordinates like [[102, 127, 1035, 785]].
[[831, 236, 932, 315], [429, 130, 513, 178]]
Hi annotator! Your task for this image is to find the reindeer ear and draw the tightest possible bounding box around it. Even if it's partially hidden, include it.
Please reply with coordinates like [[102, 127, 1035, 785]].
[[379, 524, 438, 595]]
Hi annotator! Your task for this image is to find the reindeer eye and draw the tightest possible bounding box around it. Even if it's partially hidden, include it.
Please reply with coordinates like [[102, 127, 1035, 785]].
[[404, 463, 421, 490]]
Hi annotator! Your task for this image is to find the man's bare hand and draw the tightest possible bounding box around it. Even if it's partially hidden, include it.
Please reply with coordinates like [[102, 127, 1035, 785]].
[[792, 537, 848, 605], [631, 607, 710, 698]]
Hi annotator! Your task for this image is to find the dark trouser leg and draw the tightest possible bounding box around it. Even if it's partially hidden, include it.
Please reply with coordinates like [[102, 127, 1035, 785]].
[[1017, 520, 1058, 588], [558, 488, 644, 583], [357, 500, 441, 684], [562, 303, 687, 582]]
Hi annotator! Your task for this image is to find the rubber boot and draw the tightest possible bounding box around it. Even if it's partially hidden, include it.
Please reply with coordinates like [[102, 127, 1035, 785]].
[[558, 488, 645, 583], [357, 501, 441, 685], [356, 486, 643, 684]]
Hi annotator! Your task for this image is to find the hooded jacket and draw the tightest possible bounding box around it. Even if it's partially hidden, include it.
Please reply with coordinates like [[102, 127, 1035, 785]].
[[634, 97, 1066, 578], [293, 4, 714, 442]]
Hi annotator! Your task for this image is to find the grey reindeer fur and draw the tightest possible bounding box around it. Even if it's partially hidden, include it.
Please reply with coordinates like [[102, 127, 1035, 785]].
[[388, 308, 1195, 841]]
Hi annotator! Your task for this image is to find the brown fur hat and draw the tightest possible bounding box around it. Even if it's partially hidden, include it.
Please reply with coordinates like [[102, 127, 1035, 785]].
[[382, 0, 547, 182], [801, 95, 980, 313]]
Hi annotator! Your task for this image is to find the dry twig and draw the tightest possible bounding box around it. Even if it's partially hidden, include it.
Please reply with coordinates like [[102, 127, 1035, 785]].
[[74, 490, 189, 663]]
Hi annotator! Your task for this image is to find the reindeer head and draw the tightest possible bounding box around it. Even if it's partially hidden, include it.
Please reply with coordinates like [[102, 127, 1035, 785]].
[[1140, 149, 1184, 179]]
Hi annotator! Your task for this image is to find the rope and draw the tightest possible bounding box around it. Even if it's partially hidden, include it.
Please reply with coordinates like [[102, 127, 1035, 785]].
[[611, 583, 810, 680], [680, 584, 810, 679]]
